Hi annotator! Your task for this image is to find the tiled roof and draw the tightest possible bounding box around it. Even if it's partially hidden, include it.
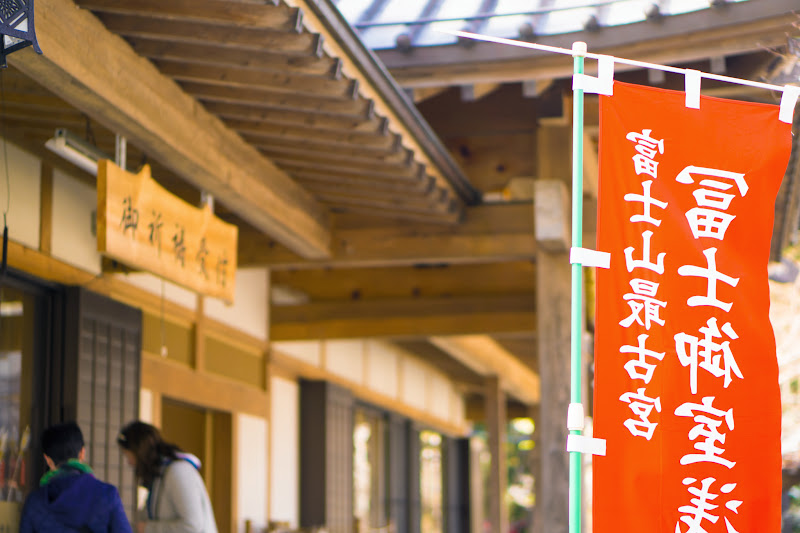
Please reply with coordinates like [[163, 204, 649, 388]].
[[335, 0, 752, 50]]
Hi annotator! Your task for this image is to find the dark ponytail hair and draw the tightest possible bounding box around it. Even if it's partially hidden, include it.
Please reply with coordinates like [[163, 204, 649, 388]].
[[117, 421, 182, 486]]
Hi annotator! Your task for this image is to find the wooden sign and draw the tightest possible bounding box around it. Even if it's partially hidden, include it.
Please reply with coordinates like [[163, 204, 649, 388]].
[[97, 160, 238, 303]]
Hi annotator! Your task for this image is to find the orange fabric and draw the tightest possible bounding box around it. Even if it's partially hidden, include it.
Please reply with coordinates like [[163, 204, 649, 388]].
[[593, 81, 792, 533]]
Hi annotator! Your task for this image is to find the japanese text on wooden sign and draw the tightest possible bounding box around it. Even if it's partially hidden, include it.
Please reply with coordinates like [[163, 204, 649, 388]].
[[97, 160, 238, 303]]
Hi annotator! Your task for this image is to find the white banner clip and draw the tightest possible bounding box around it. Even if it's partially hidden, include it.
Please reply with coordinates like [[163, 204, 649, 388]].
[[567, 403, 585, 431], [567, 434, 607, 456], [573, 55, 614, 96], [684, 69, 702, 109], [780, 86, 800, 124], [570, 247, 611, 269]]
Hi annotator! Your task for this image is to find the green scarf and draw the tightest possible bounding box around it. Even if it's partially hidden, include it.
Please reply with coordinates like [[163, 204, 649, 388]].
[[39, 459, 93, 486]]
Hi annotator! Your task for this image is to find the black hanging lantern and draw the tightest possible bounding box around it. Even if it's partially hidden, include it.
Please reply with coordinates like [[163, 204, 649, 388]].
[[0, 0, 40, 68]]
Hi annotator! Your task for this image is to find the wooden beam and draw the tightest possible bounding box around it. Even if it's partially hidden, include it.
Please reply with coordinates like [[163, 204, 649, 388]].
[[182, 80, 372, 118], [299, 180, 439, 204], [141, 353, 269, 418], [201, 101, 384, 134], [155, 62, 356, 99], [223, 118, 399, 151], [98, 13, 317, 54], [128, 37, 336, 77], [75, 0, 300, 30], [430, 335, 540, 405], [271, 261, 536, 301], [292, 170, 434, 195], [250, 138, 412, 167], [271, 294, 536, 340], [413, 86, 448, 103], [239, 203, 537, 268], [313, 204, 461, 225], [12, 0, 331, 258], [263, 152, 422, 179], [314, 189, 455, 215]]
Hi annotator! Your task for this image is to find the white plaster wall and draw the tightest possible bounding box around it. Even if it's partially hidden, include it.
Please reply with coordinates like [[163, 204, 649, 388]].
[[428, 372, 452, 421], [51, 169, 101, 274], [270, 376, 299, 527], [237, 413, 268, 533], [116, 272, 198, 310], [205, 267, 268, 341], [273, 341, 322, 367], [0, 140, 40, 249], [325, 339, 365, 382], [366, 341, 399, 399], [401, 357, 427, 411], [139, 389, 153, 423]]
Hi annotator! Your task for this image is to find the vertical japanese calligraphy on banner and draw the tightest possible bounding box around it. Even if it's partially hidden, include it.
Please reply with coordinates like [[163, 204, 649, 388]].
[[97, 160, 238, 303], [593, 81, 792, 533]]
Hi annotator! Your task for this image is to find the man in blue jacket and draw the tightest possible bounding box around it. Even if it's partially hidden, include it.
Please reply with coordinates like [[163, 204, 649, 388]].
[[19, 421, 133, 533]]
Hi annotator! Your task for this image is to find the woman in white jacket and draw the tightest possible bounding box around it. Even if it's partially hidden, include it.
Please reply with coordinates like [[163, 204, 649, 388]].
[[117, 421, 218, 533]]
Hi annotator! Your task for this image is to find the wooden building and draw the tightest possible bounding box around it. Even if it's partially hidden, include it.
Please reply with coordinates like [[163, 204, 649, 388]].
[[0, 0, 796, 532]]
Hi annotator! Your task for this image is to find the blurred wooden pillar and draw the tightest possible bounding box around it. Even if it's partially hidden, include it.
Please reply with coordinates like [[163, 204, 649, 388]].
[[534, 175, 572, 533], [485, 375, 508, 533]]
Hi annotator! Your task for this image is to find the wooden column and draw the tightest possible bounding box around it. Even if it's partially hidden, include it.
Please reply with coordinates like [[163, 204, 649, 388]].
[[299, 381, 354, 533], [264, 269, 273, 522], [444, 437, 471, 533], [534, 175, 572, 533], [39, 163, 53, 254], [407, 422, 421, 533], [194, 295, 206, 371], [387, 413, 410, 533], [485, 375, 508, 533]]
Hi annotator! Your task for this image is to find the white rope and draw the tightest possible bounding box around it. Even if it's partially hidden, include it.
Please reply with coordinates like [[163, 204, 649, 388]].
[[444, 30, 795, 94]]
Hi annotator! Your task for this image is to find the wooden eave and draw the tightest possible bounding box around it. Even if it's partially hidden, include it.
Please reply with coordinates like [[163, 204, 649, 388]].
[[7, 0, 480, 262], [77, 0, 477, 212]]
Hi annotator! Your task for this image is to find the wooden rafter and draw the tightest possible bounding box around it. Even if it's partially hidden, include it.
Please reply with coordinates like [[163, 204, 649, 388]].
[[127, 37, 338, 77], [181, 80, 373, 117], [75, 0, 300, 29], [96, 13, 318, 53]]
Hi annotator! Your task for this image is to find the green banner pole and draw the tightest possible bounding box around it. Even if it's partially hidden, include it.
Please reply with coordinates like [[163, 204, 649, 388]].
[[569, 41, 587, 533]]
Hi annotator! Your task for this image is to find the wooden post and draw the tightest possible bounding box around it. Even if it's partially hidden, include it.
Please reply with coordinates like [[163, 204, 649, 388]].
[[534, 175, 572, 533], [194, 294, 206, 372], [264, 268, 273, 522], [39, 163, 53, 254], [485, 375, 508, 533]]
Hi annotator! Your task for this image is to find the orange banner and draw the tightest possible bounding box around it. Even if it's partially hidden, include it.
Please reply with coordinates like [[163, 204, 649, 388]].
[[593, 81, 792, 533]]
